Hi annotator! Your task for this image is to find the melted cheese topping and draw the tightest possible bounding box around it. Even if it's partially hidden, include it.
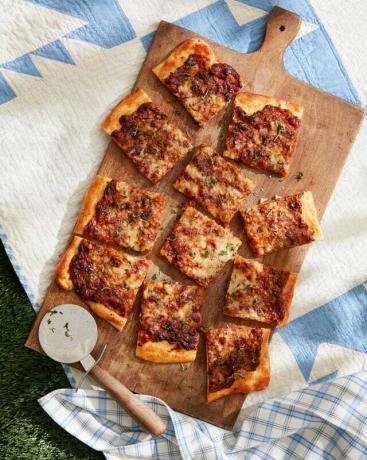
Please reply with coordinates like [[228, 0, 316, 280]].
[[160, 206, 242, 287], [241, 192, 322, 256], [80, 177, 166, 253], [224, 255, 297, 325], [174, 145, 254, 224]]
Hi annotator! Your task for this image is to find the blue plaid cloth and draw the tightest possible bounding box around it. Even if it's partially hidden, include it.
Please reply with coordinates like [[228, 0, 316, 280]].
[[39, 371, 367, 459]]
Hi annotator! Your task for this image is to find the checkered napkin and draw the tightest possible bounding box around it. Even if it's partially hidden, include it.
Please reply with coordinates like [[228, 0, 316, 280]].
[[39, 371, 367, 459]]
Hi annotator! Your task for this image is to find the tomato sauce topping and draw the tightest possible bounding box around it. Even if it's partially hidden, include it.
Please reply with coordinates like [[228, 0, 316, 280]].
[[164, 54, 241, 102], [70, 239, 145, 316], [207, 328, 262, 393], [226, 104, 301, 175]]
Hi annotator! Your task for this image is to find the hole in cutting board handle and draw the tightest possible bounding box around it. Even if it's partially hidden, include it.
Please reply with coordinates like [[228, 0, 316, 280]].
[[279, 25, 285, 31]]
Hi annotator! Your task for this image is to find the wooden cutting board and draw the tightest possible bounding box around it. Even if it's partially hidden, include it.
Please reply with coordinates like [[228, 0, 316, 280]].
[[26, 7, 364, 430]]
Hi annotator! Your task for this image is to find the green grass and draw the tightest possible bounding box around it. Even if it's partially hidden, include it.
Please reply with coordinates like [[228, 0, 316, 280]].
[[0, 242, 102, 460]]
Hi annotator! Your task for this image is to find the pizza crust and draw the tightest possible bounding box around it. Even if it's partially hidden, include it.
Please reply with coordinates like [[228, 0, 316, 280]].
[[73, 175, 109, 236], [235, 92, 303, 118], [55, 236, 83, 291], [86, 300, 127, 331], [300, 191, 323, 241], [153, 38, 216, 81], [136, 341, 197, 363], [279, 272, 298, 326], [102, 88, 151, 135], [207, 328, 271, 402]]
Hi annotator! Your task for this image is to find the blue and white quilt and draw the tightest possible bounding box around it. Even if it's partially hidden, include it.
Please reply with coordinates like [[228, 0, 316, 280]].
[[0, 1, 366, 458]]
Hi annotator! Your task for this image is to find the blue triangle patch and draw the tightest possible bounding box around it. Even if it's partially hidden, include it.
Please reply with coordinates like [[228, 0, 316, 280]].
[[0, 55, 41, 77], [31, 39, 75, 65]]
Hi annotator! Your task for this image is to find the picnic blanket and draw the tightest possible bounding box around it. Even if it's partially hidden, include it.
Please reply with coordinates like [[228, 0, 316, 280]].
[[1, 0, 366, 458]]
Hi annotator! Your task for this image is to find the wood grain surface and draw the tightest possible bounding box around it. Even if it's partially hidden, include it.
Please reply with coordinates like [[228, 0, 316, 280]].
[[26, 7, 365, 429]]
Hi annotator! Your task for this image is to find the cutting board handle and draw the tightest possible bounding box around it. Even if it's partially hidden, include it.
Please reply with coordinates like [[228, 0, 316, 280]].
[[258, 7, 301, 68], [90, 364, 166, 436]]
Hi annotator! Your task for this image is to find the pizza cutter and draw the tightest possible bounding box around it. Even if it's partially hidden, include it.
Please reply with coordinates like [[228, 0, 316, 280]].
[[38, 303, 166, 436]]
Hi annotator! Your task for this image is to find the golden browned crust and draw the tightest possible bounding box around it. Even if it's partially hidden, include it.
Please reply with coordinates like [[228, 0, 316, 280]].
[[86, 301, 127, 331], [102, 88, 152, 135], [279, 272, 298, 326], [136, 341, 197, 363], [73, 175, 109, 236], [207, 328, 271, 402], [235, 92, 304, 118], [300, 191, 323, 241], [153, 38, 216, 81], [55, 236, 83, 291]]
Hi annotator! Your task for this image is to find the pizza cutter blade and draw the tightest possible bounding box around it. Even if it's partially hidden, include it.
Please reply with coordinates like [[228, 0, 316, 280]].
[[39, 304, 166, 436]]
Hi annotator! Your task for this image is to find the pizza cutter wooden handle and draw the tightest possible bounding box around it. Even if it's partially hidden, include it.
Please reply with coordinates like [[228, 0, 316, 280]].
[[90, 364, 166, 436]]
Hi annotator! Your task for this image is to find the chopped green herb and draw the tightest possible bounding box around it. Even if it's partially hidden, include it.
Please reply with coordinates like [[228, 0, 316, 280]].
[[232, 372, 244, 380], [63, 323, 69, 330], [113, 201, 121, 209], [114, 228, 123, 237], [238, 344, 246, 352], [151, 273, 159, 280], [48, 310, 58, 316], [149, 146, 160, 155], [47, 319, 51, 325], [131, 127, 140, 138], [219, 250, 227, 256], [205, 176, 218, 189], [180, 364, 188, 372], [163, 323, 173, 332], [295, 171, 304, 181]]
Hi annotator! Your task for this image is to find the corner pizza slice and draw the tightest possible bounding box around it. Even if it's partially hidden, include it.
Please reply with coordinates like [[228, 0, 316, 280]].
[[224, 92, 303, 176], [224, 255, 298, 326], [56, 236, 149, 331], [205, 326, 271, 402], [103, 88, 192, 183], [136, 281, 204, 363], [74, 175, 167, 253], [173, 144, 255, 225], [159, 206, 241, 287], [241, 191, 323, 256], [153, 38, 241, 127]]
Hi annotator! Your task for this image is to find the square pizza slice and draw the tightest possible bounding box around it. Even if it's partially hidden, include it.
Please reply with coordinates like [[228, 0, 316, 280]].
[[241, 191, 323, 256], [173, 144, 255, 225], [224, 92, 303, 176], [205, 326, 271, 402], [136, 281, 204, 363], [159, 206, 241, 287], [153, 38, 242, 127], [56, 236, 149, 331], [224, 256, 298, 326], [103, 88, 192, 183], [74, 175, 167, 253]]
